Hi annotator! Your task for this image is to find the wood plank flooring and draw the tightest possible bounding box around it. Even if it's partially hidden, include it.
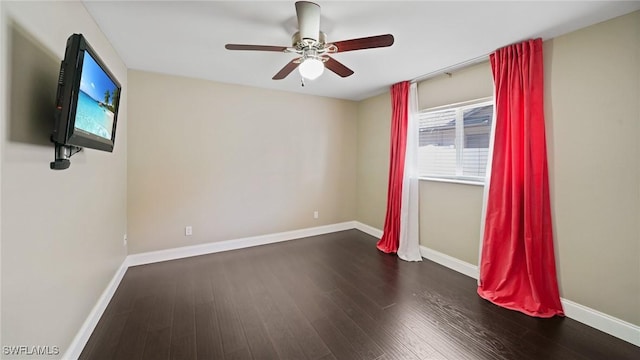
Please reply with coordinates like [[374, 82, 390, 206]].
[[80, 230, 640, 360]]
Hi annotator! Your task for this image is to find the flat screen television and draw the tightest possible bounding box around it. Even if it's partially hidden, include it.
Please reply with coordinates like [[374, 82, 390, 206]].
[[51, 33, 121, 169]]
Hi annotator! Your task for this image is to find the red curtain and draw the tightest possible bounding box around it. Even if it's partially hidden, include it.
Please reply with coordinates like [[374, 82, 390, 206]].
[[377, 81, 410, 254], [477, 39, 564, 317]]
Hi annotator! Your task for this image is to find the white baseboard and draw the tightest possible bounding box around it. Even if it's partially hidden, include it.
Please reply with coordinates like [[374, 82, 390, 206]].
[[62, 260, 129, 360], [419, 245, 480, 280], [561, 298, 640, 347], [127, 221, 355, 266], [354, 221, 384, 238]]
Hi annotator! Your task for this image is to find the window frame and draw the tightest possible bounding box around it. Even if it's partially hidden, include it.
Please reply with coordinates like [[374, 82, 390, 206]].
[[418, 96, 494, 185]]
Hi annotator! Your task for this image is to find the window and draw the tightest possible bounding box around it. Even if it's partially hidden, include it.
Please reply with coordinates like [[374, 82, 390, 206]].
[[418, 98, 493, 183]]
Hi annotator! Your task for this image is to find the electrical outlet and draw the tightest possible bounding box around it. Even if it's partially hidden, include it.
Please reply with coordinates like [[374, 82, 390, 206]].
[[123, 234, 128, 247], [185, 226, 193, 236], [313, 211, 319, 219]]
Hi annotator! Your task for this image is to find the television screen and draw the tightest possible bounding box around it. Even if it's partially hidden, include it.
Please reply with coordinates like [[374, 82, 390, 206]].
[[52, 33, 121, 153], [75, 51, 119, 141]]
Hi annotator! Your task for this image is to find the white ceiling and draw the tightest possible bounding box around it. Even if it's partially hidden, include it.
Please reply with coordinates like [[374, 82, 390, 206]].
[[82, 1, 640, 101]]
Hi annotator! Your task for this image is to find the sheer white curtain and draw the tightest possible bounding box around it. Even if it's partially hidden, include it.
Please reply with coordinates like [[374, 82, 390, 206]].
[[397, 83, 422, 262]]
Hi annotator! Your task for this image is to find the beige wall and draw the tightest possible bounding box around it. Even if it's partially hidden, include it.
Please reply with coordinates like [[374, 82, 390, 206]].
[[418, 181, 484, 265], [355, 92, 390, 230], [544, 11, 639, 325], [128, 70, 357, 254], [418, 61, 493, 109], [0, 1, 128, 357], [356, 12, 640, 326]]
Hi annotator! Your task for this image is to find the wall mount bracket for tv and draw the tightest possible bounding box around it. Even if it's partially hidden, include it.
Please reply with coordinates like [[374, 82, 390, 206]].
[[50, 142, 83, 170]]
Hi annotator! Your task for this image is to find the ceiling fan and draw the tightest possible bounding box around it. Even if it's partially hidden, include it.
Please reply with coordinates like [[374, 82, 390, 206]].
[[225, 1, 394, 81]]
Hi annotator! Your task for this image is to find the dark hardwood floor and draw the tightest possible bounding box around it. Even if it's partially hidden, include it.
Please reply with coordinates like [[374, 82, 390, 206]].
[[80, 230, 640, 360]]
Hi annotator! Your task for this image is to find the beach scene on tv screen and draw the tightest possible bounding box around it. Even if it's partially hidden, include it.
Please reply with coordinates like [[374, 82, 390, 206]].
[[76, 51, 118, 140]]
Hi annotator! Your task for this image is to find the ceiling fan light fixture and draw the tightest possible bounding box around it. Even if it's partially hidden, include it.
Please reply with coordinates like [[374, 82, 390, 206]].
[[298, 57, 324, 80]]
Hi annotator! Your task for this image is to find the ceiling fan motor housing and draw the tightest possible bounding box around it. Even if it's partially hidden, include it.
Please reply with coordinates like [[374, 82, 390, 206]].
[[292, 31, 327, 51], [295, 1, 321, 41]]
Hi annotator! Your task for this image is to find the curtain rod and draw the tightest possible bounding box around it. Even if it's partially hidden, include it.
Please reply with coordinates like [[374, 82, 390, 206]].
[[410, 53, 491, 84]]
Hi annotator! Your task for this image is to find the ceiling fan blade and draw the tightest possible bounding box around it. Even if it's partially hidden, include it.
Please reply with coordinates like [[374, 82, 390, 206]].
[[295, 1, 320, 42], [273, 59, 301, 80], [324, 56, 354, 78], [225, 44, 288, 52], [329, 34, 395, 53]]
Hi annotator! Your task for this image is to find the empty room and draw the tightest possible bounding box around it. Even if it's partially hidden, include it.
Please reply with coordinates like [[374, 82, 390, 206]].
[[1, 1, 639, 359]]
